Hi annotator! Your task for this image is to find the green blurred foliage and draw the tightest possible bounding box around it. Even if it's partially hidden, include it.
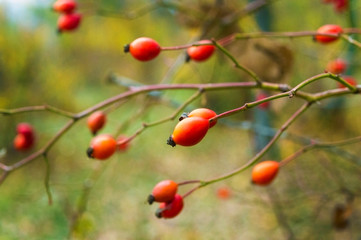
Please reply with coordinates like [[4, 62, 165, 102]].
[[0, 0, 361, 239]]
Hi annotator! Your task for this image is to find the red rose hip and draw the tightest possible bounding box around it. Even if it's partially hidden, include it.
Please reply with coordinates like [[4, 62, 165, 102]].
[[57, 13, 82, 33], [87, 134, 117, 160], [14, 134, 34, 151], [147, 180, 178, 204], [16, 122, 34, 139], [14, 122, 35, 151], [155, 194, 184, 219], [167, 116, 210, 147], [314, 24, 343, 44], [251, 161, 280, 185], [186, 40, 215, 62], [53, 0, 77, 14], [124, 37, 161, 61], [87, 111, 107, 135], [326, 58, 347, 74], [186, 108, 217, 128]]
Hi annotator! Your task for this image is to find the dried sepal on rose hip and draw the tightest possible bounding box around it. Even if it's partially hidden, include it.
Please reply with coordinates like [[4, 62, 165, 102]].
[[86, 134, 117, 160], [180, 108, 217, 128], [251, 160, 280, 185], [53, 0, 77, 14], [155, 194, 184, 219], [57, 12, 82, 33], [87, 111, 107, 135], [314, 24, 343, 44], [186, 40, 215, 62], [147, 180, 178, 205], [167, 116, 210, 147], [124, 37, 161, 61]]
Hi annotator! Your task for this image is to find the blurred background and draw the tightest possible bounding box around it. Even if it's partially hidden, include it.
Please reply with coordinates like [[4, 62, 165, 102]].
[[0, 0, 361, 239]]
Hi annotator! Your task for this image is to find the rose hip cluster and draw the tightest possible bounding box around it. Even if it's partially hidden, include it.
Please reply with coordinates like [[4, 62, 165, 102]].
[[144, 162, 281, 220], [124, 37, 215, 62], [123, 37, 299, 216], [52, 0, 82, 33], [147, 180, 183, 219], [14, 123, 35, 151], [85, 111, 130, 160]]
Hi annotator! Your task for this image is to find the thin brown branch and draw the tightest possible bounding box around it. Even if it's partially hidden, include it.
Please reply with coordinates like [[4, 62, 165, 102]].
[[280, 136, 361, 167], [0, 105, 75, 118]]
